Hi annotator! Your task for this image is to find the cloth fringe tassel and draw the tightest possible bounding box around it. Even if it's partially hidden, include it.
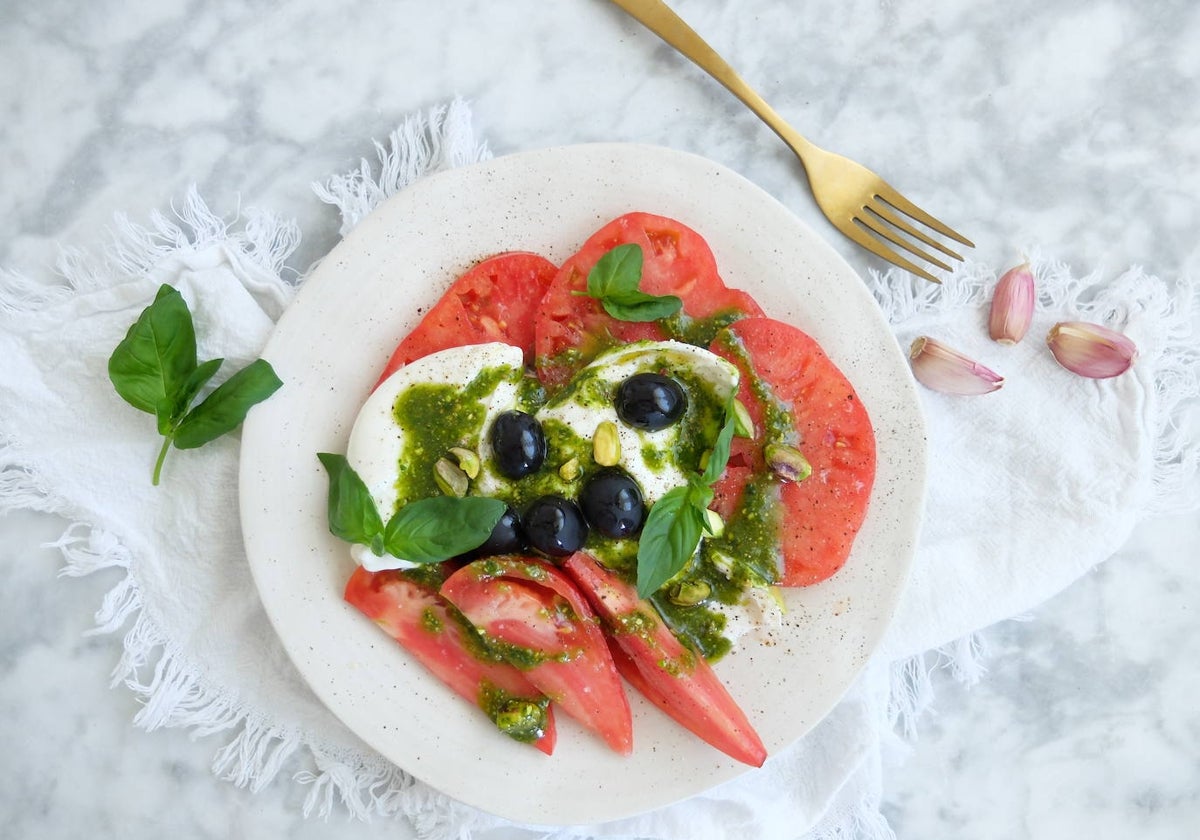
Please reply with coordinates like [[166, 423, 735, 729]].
[[0, 190, 325, 805], [0, 110, 492, 823], [0, 188, 300, 319], [312, 97, 491, 236], [808, 804, 898, 840]]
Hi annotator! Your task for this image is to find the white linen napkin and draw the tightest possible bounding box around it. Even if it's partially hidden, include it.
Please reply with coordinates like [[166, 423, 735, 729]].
[[1, 100, 1196, 840]]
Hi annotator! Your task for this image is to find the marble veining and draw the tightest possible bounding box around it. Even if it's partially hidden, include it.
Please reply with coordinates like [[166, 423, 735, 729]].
[[1, 1, 1197, 838]]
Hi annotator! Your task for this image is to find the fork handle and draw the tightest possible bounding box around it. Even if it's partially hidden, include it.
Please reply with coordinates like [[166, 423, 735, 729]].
[[609, 0, 817, 156]]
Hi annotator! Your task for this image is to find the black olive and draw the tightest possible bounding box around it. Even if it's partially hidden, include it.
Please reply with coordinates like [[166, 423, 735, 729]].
[[615, 373, 687, 431], [579, 468, 644, 539], [467, 505, 527, 558], [490, 410, 547, 479], [523, 495, 588, 558]]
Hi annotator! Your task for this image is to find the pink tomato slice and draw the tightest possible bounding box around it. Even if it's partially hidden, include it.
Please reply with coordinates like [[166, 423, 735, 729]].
[[374, 251, 558, 388], [440, 557, 634, 755], [561, 552, 767, 767], [710, 317, 876, 586], [343, 565, 557, 754]]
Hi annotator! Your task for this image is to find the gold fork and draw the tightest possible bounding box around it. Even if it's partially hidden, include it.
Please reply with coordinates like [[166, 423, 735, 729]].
[[609, 0, 973, 282]]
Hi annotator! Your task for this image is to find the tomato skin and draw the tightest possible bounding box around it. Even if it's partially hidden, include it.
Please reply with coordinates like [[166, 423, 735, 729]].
[[710, 317, 876, 586], [561, 552, 767, 767], [534, 212, 764, 387], [343, 565, 557, 755], [440, 557, 634, 755], [375, 251, 558, 387]]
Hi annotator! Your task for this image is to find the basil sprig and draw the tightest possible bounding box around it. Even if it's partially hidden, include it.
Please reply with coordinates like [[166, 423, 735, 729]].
[[108, 284, 283, 485], [634, 395, 738, 597], [573, 243, 683, 322], [317, 453, 506, 564]]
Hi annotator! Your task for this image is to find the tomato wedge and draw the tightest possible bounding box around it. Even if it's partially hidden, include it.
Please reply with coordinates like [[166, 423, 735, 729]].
[[375, 251, 558, 387], [534, 212, 764, 388], [710, 317, 876, 586], [561, 552, 766, 767], [343, 565, 557, 754], [440, 558, 634, 755]]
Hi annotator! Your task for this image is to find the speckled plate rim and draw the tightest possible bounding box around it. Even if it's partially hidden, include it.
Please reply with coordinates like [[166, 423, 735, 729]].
[[238, 143, 927, 826]]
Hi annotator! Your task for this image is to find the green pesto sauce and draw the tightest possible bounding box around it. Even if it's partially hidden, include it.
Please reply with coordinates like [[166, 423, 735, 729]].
[[469, 557, 550, 584], [445, 605, 507, 666], [541, 364, 614, 413], [671, 365, 728, 473], [478, 682, 551, 744], [583, 535, 638, 573], [711, 328, 798, 445], [478, 633, 552, 670], [483, 417, 595, 511], [652, 591, 731, 662], [640, 443, 669, 472], [641, 475, 782, 662], [661, 308, 749, 348], [401, 563, 448, 591], [705, 473, 783, 587], [515, 374, 548, 413], [607, 604, 701, 678], [390, 364, 520, 512], [419, 606, 443, 635]]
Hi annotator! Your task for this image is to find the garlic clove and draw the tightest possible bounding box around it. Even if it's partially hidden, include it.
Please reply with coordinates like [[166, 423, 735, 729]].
[[988, 262, 1035, 344], [909, 336, 1004, 395], [1046, 321, 1137, 378]]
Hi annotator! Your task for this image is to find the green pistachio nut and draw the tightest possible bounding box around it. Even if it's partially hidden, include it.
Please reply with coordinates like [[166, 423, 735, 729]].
[[593, 420, 621, 467], [668, 579, 712, 606], [703, 508, 725, 538], [731, 398, 755, 438], [765, 443, 812, 483], [448, 446, 481, 479], [433, 457, 470, 498], [558, 457, 582, 481], [494, 699, 547, 743]]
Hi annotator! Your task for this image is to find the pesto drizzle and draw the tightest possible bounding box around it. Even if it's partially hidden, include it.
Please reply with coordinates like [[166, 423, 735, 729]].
[[390, 364, 520, 512]]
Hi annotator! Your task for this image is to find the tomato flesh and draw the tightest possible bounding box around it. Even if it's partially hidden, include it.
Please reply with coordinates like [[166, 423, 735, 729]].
[[375, 251, 557, 387], [533, 212, 764, 387], [441, 558, 634, 755], [343, 565, 557, 754], [561, 552, 766, 767], [710, 317, 876, 585]]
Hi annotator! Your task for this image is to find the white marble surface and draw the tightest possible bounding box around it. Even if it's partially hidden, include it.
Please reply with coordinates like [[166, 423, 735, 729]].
[[1, 1, 1197, 838]]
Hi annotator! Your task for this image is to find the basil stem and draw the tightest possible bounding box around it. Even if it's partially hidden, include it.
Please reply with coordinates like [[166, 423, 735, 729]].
[[108, 283, 282, 485]]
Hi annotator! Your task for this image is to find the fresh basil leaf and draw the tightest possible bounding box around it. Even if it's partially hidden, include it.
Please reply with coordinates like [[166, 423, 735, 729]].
[[108, 284, 198, 415], [700, 396, 738, 486], [634, 396, 738, 595], [574, 244, 684, 323], [317, 452, 384, 547], [586, 243, 643, 299], [383, 496, 507, 564], [685, 474, 715, 512], [173, 359, 282, 449], [600, 291, 683, 323], [370, 533, 386, 557], [636, 486, 704, 598], [156, 357, 224, 435]]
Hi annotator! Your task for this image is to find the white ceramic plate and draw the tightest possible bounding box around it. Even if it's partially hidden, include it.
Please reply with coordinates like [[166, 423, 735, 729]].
[[239, 144, 926, 826]]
